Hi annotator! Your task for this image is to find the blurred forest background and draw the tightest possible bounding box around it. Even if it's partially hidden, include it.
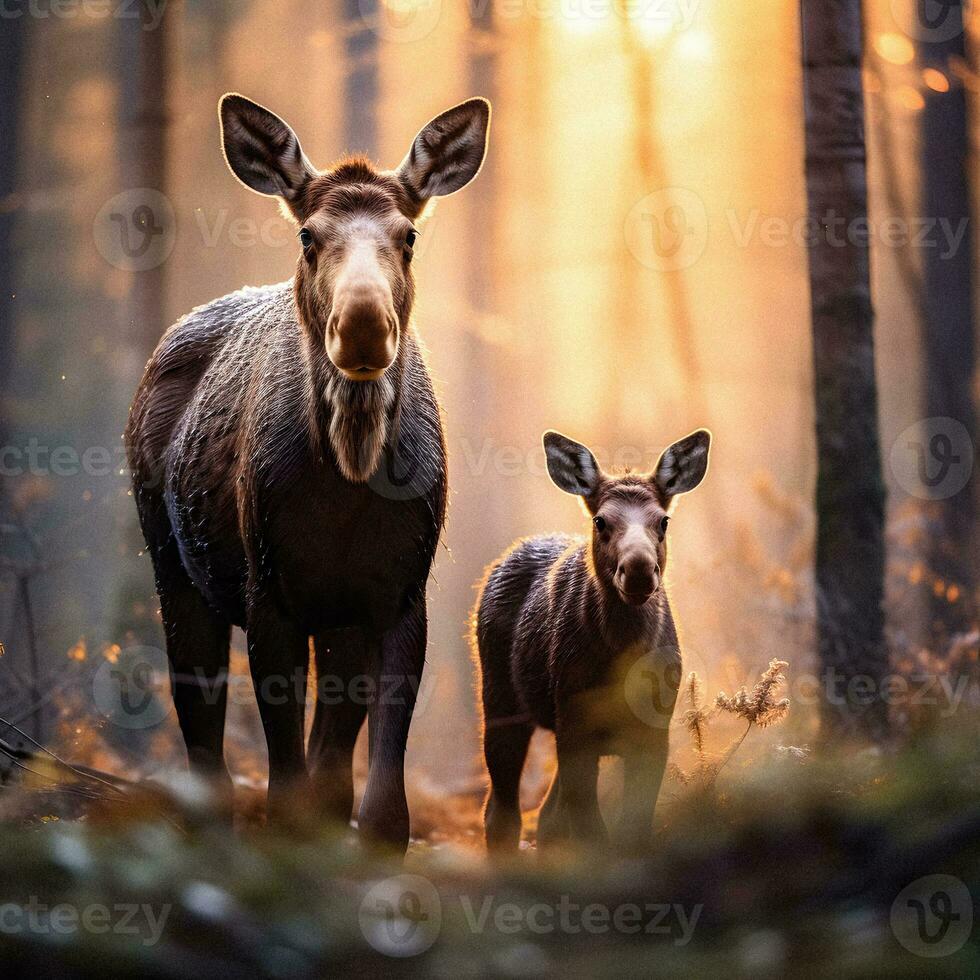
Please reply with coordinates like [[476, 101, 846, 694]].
[[0, 0, 977, 814]]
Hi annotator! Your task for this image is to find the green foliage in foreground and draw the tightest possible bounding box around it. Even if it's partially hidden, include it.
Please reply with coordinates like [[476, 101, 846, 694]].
[[1, 730, 978, 979]]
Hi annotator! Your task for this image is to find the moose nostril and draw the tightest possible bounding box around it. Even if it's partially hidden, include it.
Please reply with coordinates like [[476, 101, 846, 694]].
[[619, 561, 655, 595]]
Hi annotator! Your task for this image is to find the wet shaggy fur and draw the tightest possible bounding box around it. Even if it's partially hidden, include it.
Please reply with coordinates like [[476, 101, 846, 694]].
[[127, 281, 446, 631], [126, 277, 447, 846], [127, 93, 487, 850], [473, 428, 709, 853], [473, 527, 681, 854]]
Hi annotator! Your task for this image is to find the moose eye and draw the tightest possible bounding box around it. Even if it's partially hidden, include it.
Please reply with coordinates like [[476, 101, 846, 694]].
[[405, 228, 419, 250], [593, 515, 607, 533], [299, 228, 313, 250], [659, 515, 670, 536]]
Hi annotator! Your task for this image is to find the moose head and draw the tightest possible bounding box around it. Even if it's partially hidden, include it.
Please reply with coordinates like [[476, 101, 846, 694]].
[[219, 94, 491, 382]]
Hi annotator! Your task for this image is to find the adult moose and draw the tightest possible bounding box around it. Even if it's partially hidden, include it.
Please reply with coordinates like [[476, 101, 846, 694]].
[[126, 94, 491, 850]]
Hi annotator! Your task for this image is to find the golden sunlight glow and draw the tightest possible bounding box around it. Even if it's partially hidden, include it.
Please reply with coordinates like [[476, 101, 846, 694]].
[[922, 67, 950, 92], [875, 32, 915, 66], [895, 85, 925, 110], [381, 0, 430, 12], [558, 8, 606, 36], [627, 2, 684, 45], [675, 30, 713, 62]]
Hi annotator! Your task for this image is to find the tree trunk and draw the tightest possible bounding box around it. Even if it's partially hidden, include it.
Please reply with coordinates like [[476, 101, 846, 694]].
[[112, 1, 173, 648], [0, 17, 26, 512], [117, 0, 172, 356], [920, 7, 977, 636], [800, 0, 888, 740], [343, 0, 379, 154]]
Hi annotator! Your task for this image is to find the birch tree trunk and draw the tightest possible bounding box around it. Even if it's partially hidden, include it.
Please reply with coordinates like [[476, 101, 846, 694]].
[[800, 0, 888, 739]]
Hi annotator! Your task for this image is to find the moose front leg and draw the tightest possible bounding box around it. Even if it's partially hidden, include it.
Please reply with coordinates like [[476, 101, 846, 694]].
[[617, 729, 669, 853], [308, 628, 371, 826], [553, 728, 606, 848], [358, 599, 427, 851], [616, 654, 678, 851], [247, 595, 311, 818]]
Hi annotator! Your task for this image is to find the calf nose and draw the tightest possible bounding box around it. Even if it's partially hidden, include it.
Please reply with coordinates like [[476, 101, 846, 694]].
[[615, 558, 659, 601]]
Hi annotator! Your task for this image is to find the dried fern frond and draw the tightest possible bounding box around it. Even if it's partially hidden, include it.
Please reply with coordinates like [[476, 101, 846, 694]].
[[683, 671, 711, 759], [757, 698, 790, 728], [716, 660, 790, 727]]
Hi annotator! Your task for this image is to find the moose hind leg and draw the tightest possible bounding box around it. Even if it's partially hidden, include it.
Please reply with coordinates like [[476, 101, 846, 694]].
[[483, 717, 533, 853], [159, 575, 233, 802], [308, 629, 369, 826]]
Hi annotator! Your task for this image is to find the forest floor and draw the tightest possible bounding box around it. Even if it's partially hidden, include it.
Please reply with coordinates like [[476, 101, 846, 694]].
[[1, 713, 978, 978]]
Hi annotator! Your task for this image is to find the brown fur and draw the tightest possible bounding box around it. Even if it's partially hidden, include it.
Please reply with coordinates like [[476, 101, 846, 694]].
[[472, 429, 710, 854], [126, 95, 490, 851]]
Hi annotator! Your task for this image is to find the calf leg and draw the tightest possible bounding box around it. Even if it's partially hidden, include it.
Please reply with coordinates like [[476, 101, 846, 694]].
[[308, 629, 369, 826], [483, 716, 533, 853], [554, 727, 606, 847], [616, 729, 669, 853], [535, 768, 569, 850], [357, 598, 426, 851]]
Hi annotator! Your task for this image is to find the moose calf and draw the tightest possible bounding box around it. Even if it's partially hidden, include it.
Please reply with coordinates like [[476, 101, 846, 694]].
[[473, 428, 711, 852]]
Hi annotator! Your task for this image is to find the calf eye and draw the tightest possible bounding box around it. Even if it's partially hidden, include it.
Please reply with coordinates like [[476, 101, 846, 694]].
[[593, 515, 607, 533], [299, 228, 313, 250], [405, 228, 419, 250], [659, 515, 670, 536]]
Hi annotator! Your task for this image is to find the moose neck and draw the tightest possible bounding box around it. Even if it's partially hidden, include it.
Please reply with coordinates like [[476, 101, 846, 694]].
[[301, 326, 404, 484], [586, 551, 662, 649]]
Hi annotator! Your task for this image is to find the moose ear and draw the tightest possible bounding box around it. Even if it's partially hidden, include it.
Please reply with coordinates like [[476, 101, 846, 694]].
[[652, 429, 711, 500], [219, 94, 316, 204], [543, 431, 602, 497], [396, 98, 491, 203]]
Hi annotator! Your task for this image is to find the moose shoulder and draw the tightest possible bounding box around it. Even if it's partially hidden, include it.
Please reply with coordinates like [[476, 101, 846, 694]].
[[126, 94, 491, 850]]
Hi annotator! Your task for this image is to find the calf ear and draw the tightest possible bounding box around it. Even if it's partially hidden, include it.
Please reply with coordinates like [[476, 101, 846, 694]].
[[219, 94, 315, 205], [397, 98, 491, 203], [652, 430, 711, 499], [543, 431, 602, 497]]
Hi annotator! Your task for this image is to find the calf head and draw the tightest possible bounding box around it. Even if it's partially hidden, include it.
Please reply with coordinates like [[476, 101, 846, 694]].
[[219, 93, 491, 381], [544, 429, 711, 606]]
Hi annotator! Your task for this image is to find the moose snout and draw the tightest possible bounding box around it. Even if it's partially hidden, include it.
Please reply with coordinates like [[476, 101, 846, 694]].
[[326, 287, 398, 382], [615, 556, 660, 605]]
